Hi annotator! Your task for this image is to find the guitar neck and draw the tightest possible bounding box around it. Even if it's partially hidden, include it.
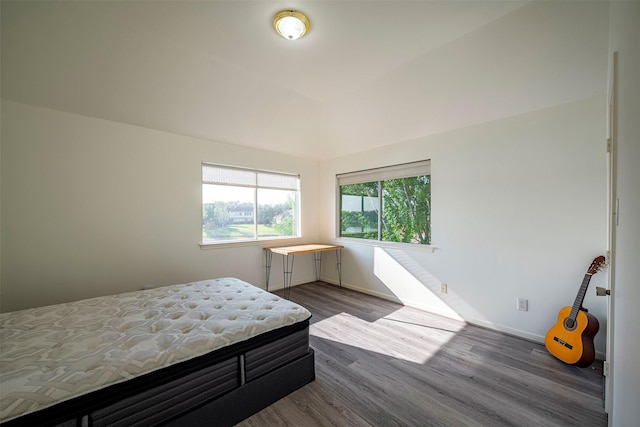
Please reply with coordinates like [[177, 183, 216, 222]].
[[569, 273, 593, 319]]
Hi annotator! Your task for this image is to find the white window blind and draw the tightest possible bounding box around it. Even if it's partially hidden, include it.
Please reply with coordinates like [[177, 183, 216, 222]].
[[203, 164, 299, 190], [336, 160, 430, 186]]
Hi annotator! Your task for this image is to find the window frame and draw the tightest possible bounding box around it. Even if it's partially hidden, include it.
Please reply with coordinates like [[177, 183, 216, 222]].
[[201, 163, 301, 247], [336, 160, 433, 250]]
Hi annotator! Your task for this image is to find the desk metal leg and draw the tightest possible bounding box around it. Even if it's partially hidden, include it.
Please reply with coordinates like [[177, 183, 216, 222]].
[[336, 249, 342, 289], [313, 252, 323, 282], [265, 251, 273, 291], [282, 254, 295, 299]]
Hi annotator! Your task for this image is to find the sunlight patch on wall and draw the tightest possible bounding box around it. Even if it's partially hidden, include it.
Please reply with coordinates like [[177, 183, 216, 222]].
[[373, 247, 465, 320]]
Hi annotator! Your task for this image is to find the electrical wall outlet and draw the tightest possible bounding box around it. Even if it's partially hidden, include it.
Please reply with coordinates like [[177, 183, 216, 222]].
[[441, 283, 448, 294], [517, 297, 528, 311]]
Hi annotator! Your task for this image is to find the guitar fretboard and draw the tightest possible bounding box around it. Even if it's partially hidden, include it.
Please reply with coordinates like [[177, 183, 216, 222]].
[[569, 273, 593, 320]]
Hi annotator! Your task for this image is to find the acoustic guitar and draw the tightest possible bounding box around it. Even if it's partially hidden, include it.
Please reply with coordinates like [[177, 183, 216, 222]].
[[544, 255, 605, 368]]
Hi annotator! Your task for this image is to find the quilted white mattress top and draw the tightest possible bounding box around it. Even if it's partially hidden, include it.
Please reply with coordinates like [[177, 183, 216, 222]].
[[0, 277, 311, 422]]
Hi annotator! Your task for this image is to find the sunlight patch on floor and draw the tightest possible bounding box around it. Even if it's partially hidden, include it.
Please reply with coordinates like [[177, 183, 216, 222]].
[[311, 310, 463, 365]]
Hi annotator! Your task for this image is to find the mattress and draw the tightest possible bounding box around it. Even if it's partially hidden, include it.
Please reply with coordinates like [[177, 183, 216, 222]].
[[0, 277, 312, 424]]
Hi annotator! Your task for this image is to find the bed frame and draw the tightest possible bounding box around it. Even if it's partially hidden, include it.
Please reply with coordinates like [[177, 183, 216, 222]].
[[1, 280, 315, 427], [4, 321, 314, 427]]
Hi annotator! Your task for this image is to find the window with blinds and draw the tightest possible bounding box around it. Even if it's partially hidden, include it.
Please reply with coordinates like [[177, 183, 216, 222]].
[[336, 160, 431, 245], [202, 163, 300, 244]]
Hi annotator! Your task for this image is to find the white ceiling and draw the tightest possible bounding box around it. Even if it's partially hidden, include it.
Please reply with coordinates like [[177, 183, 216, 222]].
[[1, 1, 608, 159]]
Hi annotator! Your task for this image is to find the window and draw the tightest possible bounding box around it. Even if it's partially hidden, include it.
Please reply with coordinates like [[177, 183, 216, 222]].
[[337, 160, 431, 245], [202, 164, 300, 244]]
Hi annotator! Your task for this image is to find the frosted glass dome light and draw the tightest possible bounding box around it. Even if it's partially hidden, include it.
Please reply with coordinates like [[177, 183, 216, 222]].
[[273, 10, 310, 41]]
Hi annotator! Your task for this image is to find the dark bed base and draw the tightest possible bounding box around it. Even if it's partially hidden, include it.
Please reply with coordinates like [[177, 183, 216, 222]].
[[166, 349, 314, 427], [4, 321, 315, 427]]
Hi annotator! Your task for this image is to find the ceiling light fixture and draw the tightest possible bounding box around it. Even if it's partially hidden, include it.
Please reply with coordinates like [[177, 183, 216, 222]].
[[272, 10, 310, 41]]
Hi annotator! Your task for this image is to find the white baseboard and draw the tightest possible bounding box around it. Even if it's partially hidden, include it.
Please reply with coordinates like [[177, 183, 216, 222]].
[[319, 277, 607, 362]]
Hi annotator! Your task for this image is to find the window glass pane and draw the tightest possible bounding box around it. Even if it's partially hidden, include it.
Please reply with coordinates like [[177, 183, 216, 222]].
[[202, 163, 301, 244], [202, 184, 255, 242], [340, 182, 379, 239], [337, 168, 431, 246], [381, 175, 431, 244], [257, 188, 297, 238]]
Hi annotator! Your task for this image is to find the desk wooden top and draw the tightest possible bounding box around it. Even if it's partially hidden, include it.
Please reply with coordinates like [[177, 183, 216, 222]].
[[264, 244, 344, 256]]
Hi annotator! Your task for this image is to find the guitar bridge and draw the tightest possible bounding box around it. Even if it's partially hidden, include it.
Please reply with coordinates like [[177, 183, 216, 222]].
[[553, 336, 573, 350]]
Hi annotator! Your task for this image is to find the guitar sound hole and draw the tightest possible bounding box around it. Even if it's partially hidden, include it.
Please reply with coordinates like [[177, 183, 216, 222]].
[[564, 318, 576, 330]]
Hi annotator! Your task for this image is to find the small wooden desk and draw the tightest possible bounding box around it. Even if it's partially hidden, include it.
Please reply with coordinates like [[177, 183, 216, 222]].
[[264, 244, 344, 298]]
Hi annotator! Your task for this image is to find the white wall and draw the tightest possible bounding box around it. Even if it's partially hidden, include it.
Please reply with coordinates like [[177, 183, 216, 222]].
[[319, 96, 609, 355], [0, 101, 320, 312], [608, 2, 640, 425], [0, 0, 615, 371], [320, 0, 609, 157]]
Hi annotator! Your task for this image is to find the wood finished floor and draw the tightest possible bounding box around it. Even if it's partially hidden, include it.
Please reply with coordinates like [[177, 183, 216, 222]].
[[238, 282, 607, 427]]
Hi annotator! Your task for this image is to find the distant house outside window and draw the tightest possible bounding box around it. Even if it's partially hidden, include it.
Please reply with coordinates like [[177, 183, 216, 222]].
[[337, 160, 431, 245], [202, 163, 300, 244]]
